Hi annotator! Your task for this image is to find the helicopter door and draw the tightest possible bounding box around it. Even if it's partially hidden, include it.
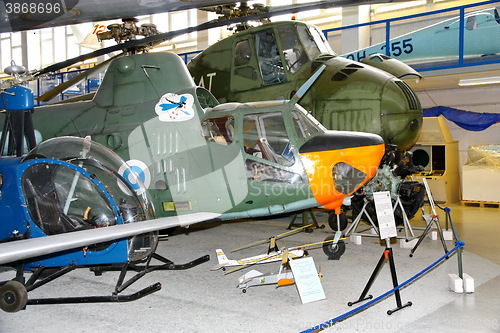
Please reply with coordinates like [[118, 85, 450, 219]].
[[230, 38, 261, 92], [242, 112, 304, 215], [277, 24, 308, 74], [22, 162, 117, 236], [255, 29, 286, 86]]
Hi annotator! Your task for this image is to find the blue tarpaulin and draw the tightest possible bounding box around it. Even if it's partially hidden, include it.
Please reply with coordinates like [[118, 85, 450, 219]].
[[423, 106, 500, 131]]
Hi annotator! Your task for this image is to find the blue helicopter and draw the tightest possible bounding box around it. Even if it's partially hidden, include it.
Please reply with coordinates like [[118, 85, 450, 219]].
[[0, 76, 218, 313]]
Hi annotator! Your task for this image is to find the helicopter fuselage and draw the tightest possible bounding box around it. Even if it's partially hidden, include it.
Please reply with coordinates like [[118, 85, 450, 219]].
[[188, 20, 422, 151], [0, 137, 157, 269], [29, 52, 385, 220]]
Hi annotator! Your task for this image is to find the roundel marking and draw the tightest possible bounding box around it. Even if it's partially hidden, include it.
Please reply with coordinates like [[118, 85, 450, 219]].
[[119, 160, 151, 195]]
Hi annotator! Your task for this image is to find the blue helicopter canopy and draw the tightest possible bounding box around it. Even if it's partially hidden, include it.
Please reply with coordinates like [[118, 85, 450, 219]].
[[18, 136, 157, 266]]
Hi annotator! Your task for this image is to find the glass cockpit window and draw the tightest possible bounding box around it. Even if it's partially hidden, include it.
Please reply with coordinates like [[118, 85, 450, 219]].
[[22, 163, 117, 235], [297, 25, 335, 60], [292, 109, 322, 139], [202, 116, 235, 145], [196, 87, 219, 109], [255, 29, 285, 85], [278, 24, 307, 74], [234, 40, 252, 66], [310, 26, 335, 55], [243, 112, 294, 166]]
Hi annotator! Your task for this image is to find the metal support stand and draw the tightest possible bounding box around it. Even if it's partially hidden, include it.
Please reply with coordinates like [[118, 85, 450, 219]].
[[410, 178, 449, 257], [345, 196, 417, 241], [348, 239, 412, 315], [394, 195, 416, 241], [344, 199, 379, 237], [287, 209, 322, 231]]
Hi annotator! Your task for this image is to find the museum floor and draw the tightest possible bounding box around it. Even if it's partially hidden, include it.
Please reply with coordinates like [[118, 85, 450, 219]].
[[0, 202, 499, 332], [399, 202, 500, 333]]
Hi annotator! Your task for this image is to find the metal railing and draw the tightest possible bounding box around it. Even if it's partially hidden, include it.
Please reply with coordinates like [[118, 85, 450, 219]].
[[323, 0, 500, 72]]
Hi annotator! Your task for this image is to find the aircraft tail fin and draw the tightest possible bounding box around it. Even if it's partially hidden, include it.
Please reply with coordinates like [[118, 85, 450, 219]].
[[288, 64, 326, 105], [216, 249, 229, 264], [210, 249, 230, 270], [70, 23, 106, 50]]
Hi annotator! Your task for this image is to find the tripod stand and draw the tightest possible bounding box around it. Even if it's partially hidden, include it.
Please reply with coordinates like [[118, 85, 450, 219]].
[[348, 238, 412, 315], [410, 178, 449, 257]]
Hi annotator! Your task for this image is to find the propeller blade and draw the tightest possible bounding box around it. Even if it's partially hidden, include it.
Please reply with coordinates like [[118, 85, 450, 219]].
[[36, 53, 122, 102], [230, 223, 314, 253]]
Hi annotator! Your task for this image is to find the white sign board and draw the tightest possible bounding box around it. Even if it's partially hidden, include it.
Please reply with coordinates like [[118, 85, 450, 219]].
[[289, 257, 326, 304], [373, 191, 397, 240]]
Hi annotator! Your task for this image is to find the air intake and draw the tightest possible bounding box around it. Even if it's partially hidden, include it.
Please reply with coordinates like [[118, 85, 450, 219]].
[[331, 63, 364, 82], [394, 80, 420, 111]]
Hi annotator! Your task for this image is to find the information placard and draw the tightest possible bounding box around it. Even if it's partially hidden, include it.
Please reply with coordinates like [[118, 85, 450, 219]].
[[289, 256, 325, 304], [373, 191, 397, 240]]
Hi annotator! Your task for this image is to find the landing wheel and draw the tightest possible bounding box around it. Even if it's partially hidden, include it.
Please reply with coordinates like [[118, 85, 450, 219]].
[[328, 212, 348, 231], [0, 281, 28, 313], [322, 236, 346, 260]]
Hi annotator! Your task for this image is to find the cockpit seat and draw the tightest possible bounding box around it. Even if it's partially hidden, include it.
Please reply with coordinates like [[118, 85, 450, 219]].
[[24, 179, 80, 235]]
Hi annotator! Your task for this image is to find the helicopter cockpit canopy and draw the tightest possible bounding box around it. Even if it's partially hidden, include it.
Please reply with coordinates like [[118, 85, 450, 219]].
[[21, 136, 156, 262], [295, 23, 336, 59], [255, 22, 335, 85]]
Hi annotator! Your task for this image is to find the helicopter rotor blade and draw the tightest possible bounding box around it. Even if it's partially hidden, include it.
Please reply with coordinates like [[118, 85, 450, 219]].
[[230, 238, 271, 253], [274, 223, 315, 239], [223, 257, 270, 275], [288, 237, 349, 250], [223, 249, 291, 275], [289, 64, 326, 105], [225, 237, 347, 275], [230, 223, 314, 253], [33, 1, 344, 77], [36, 53, 123, 102], [224, 263, 251, 275]]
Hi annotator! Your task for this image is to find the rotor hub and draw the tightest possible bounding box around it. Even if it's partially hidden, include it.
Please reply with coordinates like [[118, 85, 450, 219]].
[[97, 18, 160, 51]]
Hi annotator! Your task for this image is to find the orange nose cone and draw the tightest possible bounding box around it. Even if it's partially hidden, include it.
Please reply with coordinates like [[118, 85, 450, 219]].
[[299, 131, 385, 212]]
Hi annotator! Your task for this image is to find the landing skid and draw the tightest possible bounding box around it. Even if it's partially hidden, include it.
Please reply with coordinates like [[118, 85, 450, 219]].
[[1, 253, 209, 312], [27, 283, 162, 306]]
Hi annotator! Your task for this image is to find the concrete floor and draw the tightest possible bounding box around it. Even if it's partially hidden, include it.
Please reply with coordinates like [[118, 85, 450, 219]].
[[397, 202, 500, 333], [0, 202, 499, 332]]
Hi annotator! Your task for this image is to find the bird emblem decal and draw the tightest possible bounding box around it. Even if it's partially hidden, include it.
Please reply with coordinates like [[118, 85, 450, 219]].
[[155, 93, 195, 122]]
